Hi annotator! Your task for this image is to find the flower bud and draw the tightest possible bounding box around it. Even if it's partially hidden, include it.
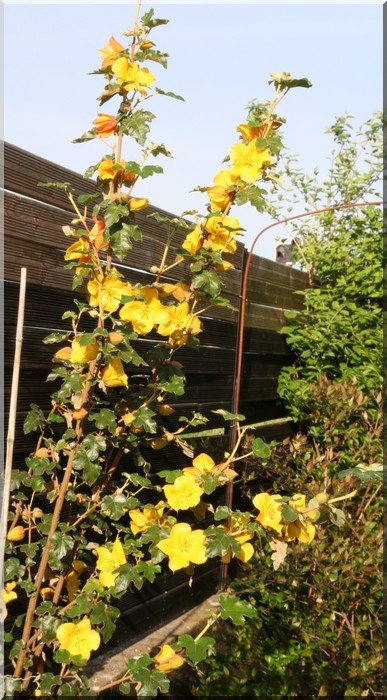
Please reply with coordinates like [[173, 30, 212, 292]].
[[315, 492, 329, 504], [108, 331, 125, 345], [7, 526, 25, 542], [73, 408, 88, 421]]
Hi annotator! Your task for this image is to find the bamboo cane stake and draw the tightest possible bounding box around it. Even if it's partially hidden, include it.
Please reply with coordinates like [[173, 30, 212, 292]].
[[1, 268, 27, 609]]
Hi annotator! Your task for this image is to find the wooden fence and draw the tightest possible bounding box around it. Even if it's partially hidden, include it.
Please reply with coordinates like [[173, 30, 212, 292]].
[[3, 141, 308, 642]]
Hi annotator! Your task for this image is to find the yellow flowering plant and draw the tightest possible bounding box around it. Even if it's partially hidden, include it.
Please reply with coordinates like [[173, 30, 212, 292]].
[[4, 3, 356, 698]]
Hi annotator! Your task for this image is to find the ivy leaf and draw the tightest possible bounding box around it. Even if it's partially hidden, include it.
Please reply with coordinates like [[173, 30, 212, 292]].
[[4, 557, 25, 581], [48, 533, 74, 569], [281, 503, 300, 522], [328, 505, 346, 527], [157, 469, 183, 483], [111, 223, 142, 261], [23, 404, 46, 434], [192, 269, 222, 298], [133, 406, 157, 433], [139, 165, 164, 179], [178, 634, 215, 665], [212, 409, 246, 422], [82, 434, 107, 461], [157, 364, 185, 396], [119, 110, 155, 146], [155, 87, 184, 102], [43, 331, 71, 344], [219, 594, 256, 625], [146, 142, 173, 158], [72, 128, 98, 144], [214, 506, 232, 521], [101, 494, 140, 520], [141, 8, 169, 29], [252, 437, 271, 459], [134, 667, 170, 697], [90, 601, 120, 643], [89, 408, 117, 433], [205, 525, 241, 558]]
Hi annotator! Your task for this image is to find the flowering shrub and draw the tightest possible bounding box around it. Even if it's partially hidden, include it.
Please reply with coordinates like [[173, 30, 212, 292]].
[[3, 4, 356, 698]]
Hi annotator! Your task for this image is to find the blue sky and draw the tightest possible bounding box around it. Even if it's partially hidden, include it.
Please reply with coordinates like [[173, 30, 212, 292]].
[[4, 3, 382, 258]]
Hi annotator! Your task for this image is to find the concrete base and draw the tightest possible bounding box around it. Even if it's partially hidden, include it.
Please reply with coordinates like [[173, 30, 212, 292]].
[[88, 592, 221, 696]]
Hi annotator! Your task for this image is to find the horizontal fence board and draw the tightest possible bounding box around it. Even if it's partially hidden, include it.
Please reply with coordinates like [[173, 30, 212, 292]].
[[247, 253, 308, 290], [4, 282, 239, 350]]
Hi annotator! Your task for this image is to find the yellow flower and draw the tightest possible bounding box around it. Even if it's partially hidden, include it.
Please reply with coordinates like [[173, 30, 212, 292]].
[[56, 617, 100, 664], [153, 644, 185, 673], [4, 582, 17, 617], [66, 560, 88, 602], [283, 519, 316, 544], [101, 357, 128, 388], [87, 273, 133, 313], [253, 492, 283, 534], [229, 140, 271, 183], [220, 515, 254, 564], [236, 122, 264, 141], [96, 538, 127, 588], [163, 474, 204, 511], [97, 159, 136, 184], [88, 217, 107, 251], [181, 227, 203, 255], [7, 525, 25, 542], [203, 216, 241, 254], [92, 113, 117, 138], [64, 237, 90, 261], [207, 169, 238, 213], [129, 502, 165, 535], [128, 197, 149, 212], [112, 58, 155, 95], [156, 302, 198, 338], [119, 288, 169, 336], [99, 35, 125, 69], [156, 523, 207, 572], [69, 338, 99, 364], [288, 493, 306, 512]]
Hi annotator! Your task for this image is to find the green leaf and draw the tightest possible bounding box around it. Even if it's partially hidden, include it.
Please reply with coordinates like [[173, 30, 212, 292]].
[[139, 165, 163, 179], [141, 9, 169, 29], [252, 437, 271, 459], [281, 503, 301, 522], [268, 71, 312, 90], [192, 269, 222, 298], [205, 525, 241, 558], [212, 409, 246, 422], [328, 505, 346, 527], [219, 594, 257, 625], [89, 408, 117, 432], [4, 557, 25, 581], [69, 591, 93, 615], [214, 506, 233, 521], [101, 494, 140, 520], [133, 406, 157, 433], [23, 404, 46, 434], [43, 331, 71, 344], [157, 364, 186, 396], [157, 469, 183, 483], [178, 634, 215, 665], [48, 533, 74, 569], [72, 128, 98, 143], [147, 142, 173, 158], [134, 667, 170, 697], [111, 223, 142, 261], [119, 110, 155, 146], [155, 87, 184, 101]]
